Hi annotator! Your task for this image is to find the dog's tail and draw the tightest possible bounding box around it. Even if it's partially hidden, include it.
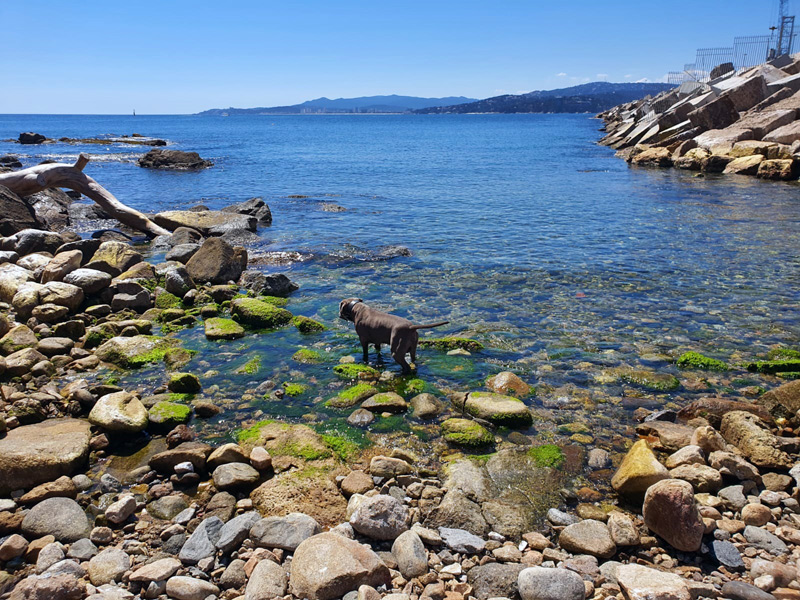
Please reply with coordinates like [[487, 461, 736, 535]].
[[410, 321, 449, 330]]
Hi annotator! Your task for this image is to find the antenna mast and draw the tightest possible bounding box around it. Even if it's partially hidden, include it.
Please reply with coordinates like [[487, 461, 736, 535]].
[[778, 0, 795, 56]]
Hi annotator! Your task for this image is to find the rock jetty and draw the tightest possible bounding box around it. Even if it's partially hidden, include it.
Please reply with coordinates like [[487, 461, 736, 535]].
[[599, 52, 800, 180]]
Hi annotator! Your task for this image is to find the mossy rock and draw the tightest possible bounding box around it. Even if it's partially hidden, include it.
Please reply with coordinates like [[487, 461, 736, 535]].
[[746, 359, 800, 374], [326, 383, 378, 408], [766, 348, 800, 360], [292, 349, 324, 364], [312, 421, 371, 462], [155, 292, 182, 310], [168, 372, 201, 393], [148, 401, 191, 429], [283, 382, 309, 397], [676, 351, 728, 372], [236, 421, 331, 461], [418, 337, 484, 352], [159, 308, 186, 323], [557, 422, 590, 435], [95, 335, 180, 369], [613, 367, 681, 392], [84, 324, 116, 349], [231, 298, 293, 329], [396, 377, 426, 396], [259, 296, 289, 307], [441, 418, 494, 447], [236, 356, 261, 375], [458, 392, 533, 428], [292, 316, 326, 333], [164, 347, 195, 370], [205, 317, 245, 341], [362, 392, 408, 414], [333, 363, 379, 380], [527, 444, 566, 468]]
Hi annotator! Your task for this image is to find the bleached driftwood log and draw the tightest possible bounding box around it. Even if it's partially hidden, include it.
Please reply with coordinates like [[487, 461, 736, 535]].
[[0, 154, 170, 237]]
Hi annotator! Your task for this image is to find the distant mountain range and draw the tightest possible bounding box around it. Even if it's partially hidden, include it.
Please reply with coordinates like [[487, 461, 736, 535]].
[[414, 82, 676, 114], [197, 95, 478, 115]]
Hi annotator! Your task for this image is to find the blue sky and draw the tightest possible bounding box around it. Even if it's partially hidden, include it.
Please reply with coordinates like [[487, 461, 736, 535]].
[[1, 0, 792, 114]]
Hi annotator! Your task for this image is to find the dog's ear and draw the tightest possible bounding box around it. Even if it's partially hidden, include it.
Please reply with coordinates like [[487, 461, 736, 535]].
[[357, 298, 363, 302]]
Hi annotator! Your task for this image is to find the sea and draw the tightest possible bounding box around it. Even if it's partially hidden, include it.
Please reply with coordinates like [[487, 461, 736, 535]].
[[1, 113, 799, 468]]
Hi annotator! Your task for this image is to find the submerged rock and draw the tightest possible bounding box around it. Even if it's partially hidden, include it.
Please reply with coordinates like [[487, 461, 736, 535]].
[[453, 391, 533, 427]]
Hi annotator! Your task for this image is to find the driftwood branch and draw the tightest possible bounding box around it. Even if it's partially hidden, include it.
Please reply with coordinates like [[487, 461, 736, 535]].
[[0, 154, 170, 237]]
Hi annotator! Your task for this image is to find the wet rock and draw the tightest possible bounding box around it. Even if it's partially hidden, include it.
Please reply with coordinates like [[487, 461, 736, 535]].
[[223, 197, 273, 224], [165, 576, 220, 600], [361, 391, 408, 413], [0, 418, 91, 495], [238, 271, 298, 296], [185, 237, 247, 285], [677, 397, 772, 427], [391, 530, 427, 579], [410, 393, 443, 419], [204, 316, 245, 340], [89, 241, 142, 274], [558, 519, 616, 558], [250, 512, 321, 551], [486, 371, 531, 396], [290, 532, 391, 600], [517, 566, 585, 600], [178, 516, 224, 564], [22, 497, 91, 543], [350, 494, 409, 540], [611, 439, 669, 501], [164, 266, 195, 297], [165, 243, 200, 264], [0, 186, 42, 236], [87, 547, 130, 585], [245, 558, 287, 600], [642, 479, 704, 552], [139, 149, 213, 170], [454, 391, 533, 427], [89, 392, 149, 433], [720, 411, 793, 469], [347, 408, 375, 427], [19, 132, 46, 144], [616, 564, 691, 600]]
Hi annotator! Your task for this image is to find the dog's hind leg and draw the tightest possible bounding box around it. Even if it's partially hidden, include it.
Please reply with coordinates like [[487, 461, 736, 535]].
[[361, 339, 369, 362], [375, 343, 383, 363]]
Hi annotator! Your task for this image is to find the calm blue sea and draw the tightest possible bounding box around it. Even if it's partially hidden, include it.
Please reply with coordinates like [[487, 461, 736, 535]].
[[1, 113, 799, 444]]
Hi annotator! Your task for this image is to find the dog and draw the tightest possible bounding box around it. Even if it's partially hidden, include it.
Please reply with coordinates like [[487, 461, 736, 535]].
[[339, 298, 449, 373]]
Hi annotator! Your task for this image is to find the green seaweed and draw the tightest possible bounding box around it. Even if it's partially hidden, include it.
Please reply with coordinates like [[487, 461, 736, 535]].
[[155, 292, 182, 310], [333, 363, 379, 379], [441, 418, 494, 447], [746, 359, 800, 374], [527, 444, 565, 469], [231, 298, 293, 329], [292, 315, 326, 333], [283, 382, 309, 397], [325, 383, 377, 408], [418, 337, 484, 352], [313, 420, 371, 461], [397, 377, 426, 396], [259, 296, 289, 307], [237, 356, 261, 375], [235, 419, 276, 444], [292, 349, 324, 364], [767, 348, 800, 360], [676, 351, 728, 371]]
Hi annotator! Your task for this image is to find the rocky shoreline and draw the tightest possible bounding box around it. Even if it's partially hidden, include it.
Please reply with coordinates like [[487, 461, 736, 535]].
[[0, 142, 799, 600], [598, 53, 800, 181]]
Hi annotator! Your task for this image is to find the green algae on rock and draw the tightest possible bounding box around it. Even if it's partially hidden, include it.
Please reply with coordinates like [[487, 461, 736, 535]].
[[95, 335, 180, 369], [333, 363, 379, 380], [527, 444, 566, 468], [231, 297, 293, 329], [236, 356, 261, 375], [237, 421, 332, 461], [283, 382, 309, 397], [746, 358, 800, 374], [292, 315, 326, 333], [155, 292, 182, 310], [676, 351, 729, 372], [361, 392, 408, 414], [612, 367, 681, 392], [325, 383, 378, 408], [259, 295, 289, 307], [204, 317, 245, 341], [168, 372, 201, 394], [454, 391, 533, 427], [148, 401, 192, 429], [441, 418, 494, 447], [292, 348, 324, 364], [418, 337, 484, 352]]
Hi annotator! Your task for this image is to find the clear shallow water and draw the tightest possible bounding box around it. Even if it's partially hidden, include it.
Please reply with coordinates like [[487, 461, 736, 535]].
[[2, 114, 800, 462]]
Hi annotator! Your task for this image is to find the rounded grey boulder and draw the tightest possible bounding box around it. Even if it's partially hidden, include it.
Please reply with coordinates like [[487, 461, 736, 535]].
[[517, 566, 585, 600], [22, 497, 91, 543]]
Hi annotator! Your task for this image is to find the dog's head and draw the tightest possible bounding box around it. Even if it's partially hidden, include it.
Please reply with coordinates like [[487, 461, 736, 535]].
[[339, 298, 363, 322]]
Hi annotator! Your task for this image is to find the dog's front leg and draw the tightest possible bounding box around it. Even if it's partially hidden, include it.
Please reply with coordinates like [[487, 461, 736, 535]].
[[360, 339, 369, 362]]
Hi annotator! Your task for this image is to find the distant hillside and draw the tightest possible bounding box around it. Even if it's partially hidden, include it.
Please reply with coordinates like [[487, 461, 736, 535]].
[[415, 82, 675, 114], [198, 95, 477, 115]]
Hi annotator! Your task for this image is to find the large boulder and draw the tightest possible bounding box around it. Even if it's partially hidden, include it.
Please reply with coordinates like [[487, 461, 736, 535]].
[[89, 391, 149, 433], [758, 379, 800, 420], [0, 418, 91, 494], [239, 271, 299, 296], [38, 281, 84, 313], [19, 132, 46, 144], [349, 494, 410, 540], [720, 410, 793, 469], [289, 532, 391, 600], [95, 335, 177, 369], [0, 262, 34, 302], [63, 268, 112, 294], [688, 94, 739, 130], [12, 228, 63, 255], [89, 241, 142, 275], [611, 439, 669, 501], [138, 149, 212, 170], [41, 250, 82, 283], [763, 120, 800, 144], [0, 185, 42, 236], [21, 497, 91, 542], [249, 513, 321, 552], [222, 197, 272, 225], [25, 188, 73, 232], [757, 158, 799, 180], [642, 479, 704, 552], [153, 210, 256, 235], [185, 237, 248, 284]]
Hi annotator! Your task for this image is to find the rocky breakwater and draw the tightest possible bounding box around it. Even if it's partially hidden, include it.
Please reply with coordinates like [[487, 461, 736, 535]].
[[599, 52, 800, 181]]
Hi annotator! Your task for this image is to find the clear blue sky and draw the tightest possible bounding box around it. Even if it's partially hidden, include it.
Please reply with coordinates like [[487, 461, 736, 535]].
[[1, 0, 792, 114]]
